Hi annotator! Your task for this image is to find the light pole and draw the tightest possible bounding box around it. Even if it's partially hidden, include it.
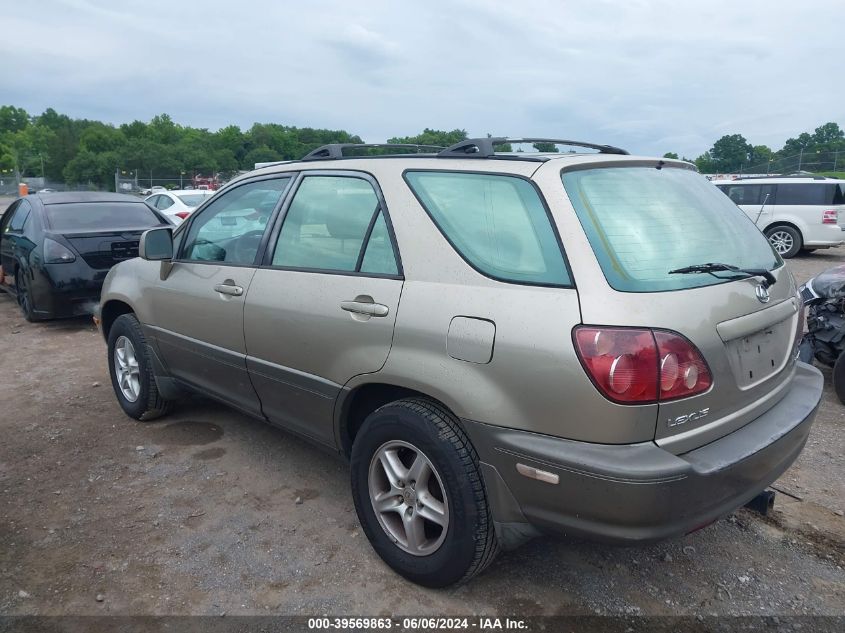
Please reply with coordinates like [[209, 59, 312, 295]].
[[767, 158, 773, 175], [180, 171, 185, 189], [798, 147, 804, 171]]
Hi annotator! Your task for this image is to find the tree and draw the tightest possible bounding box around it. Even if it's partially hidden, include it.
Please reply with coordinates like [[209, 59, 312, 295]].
[[709, 134, 753, 172], [533, 142, 558, 153], [0, 106, 30, 134], [663, 152, 679, 159]]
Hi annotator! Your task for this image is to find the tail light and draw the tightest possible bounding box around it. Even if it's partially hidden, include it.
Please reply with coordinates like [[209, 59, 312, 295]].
[[822, 209, 838, 224], [573, 326, 712, 404], [174, 211, 191, 220]]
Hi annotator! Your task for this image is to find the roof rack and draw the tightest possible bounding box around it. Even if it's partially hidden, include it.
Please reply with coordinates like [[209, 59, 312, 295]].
[[302, 143, 445, 160], [437, 137, 629, 158]]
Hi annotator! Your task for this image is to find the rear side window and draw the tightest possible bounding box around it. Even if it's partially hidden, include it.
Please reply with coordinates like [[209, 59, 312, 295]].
[[775, 183, 827, 205], [7, 200, 32, 232], [562, 167, 779, 292], [43, 202, 160, 231], [404, 171, 570, 286]]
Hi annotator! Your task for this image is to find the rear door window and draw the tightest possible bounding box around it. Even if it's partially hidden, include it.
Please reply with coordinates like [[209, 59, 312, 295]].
[[724, 184, 761, 205], [562, 167, 779, 292], [7, 199, 31, 232], [270, 175, 400, 276], [404, 171, 570, 286]]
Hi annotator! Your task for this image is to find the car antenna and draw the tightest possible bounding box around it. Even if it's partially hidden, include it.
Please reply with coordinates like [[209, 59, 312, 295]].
[[754, 192, 770, 226]]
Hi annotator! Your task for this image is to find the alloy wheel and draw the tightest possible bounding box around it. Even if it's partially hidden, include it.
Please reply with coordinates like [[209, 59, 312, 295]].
[[114, 336, 141, 403], [768, 230, 794, 255], [368, 440, 449, 556]]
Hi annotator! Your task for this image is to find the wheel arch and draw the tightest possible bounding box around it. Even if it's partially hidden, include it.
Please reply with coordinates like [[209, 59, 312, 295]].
[[762, 220, 803, 240], [100, 299, 135, 340], [336, 381, 464, 458]]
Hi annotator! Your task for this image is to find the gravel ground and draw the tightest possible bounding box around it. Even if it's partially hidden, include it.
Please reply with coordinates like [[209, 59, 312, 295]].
[[0, 213, 843, 616]]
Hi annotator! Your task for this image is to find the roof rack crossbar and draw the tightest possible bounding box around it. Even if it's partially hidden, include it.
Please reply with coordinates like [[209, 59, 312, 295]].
[[438, 137, 629, 157], [302, 143, 445, 161]]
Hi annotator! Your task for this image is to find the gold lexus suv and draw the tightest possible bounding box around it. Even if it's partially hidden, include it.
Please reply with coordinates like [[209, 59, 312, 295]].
[[96, 138, 823, 586]]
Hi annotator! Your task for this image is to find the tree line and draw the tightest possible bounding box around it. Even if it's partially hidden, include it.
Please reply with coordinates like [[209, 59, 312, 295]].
[[2, 104, 843, 190], [665, 121, 845, 175]]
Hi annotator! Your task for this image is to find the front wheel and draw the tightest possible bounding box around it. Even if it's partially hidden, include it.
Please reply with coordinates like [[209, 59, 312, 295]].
[[764, 225, 802, 259], [107, 313, 171, 421], [350, 398, 498, 587]]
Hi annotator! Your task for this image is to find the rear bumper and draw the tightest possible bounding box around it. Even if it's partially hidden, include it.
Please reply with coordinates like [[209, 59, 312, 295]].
[[464, 362, 823, 545], [30, 263, 106, 318]]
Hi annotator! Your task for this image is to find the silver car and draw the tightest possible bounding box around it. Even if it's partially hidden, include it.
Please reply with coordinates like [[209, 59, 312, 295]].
[[96, 138, 823, 587]]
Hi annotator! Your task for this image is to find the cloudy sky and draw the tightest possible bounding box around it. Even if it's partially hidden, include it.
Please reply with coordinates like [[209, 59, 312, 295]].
[[2, 0, 842, 158]]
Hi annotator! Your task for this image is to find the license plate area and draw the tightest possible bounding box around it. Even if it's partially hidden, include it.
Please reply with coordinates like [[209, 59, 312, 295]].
[[111, 241, 139, 261], [725, 319, 792, 389]]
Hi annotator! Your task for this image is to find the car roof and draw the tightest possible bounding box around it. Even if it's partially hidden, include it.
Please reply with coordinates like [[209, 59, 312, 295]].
[[711, 177, 843, 185], [36, 191, 147, 205]]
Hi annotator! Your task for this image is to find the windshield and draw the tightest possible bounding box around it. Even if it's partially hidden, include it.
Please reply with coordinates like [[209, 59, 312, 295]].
[[44, 202, 162, 231], [177, 193, 211, 207], [561, 166, 780, 292]]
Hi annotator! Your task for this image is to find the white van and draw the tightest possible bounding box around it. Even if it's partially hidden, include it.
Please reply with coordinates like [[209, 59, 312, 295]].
[[712, 177, 845, 258]]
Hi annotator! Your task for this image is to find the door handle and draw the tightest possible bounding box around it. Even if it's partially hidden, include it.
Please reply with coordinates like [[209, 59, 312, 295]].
[[214, 283, 244, 296], [341, 300, 389, 317]]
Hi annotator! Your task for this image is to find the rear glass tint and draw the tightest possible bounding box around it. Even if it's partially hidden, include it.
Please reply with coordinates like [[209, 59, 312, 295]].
[[177, 194, 211, 207], [44, 202, 161, 231], [405, 171, 570, 286], [562, 167, 780, 292]]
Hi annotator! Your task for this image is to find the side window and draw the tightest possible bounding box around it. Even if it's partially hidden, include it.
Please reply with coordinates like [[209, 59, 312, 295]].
[[776, 184, 825, 205], [404, 171, 570, 286], [1, 201, 21, 236], [181, 178, 290, 264], [158, 196, 174, 210], [146, 195, 160, 208], [271, 175, 399, 275], [725, 185, 761, 205], [8, 200, 32, 233]]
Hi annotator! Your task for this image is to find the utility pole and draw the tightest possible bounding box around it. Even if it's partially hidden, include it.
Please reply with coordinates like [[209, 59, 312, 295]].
[[114, 168, 119, 193], [834, 151, 839, 173], [39, 154, 45, 180], [798, 147, 804, 172]]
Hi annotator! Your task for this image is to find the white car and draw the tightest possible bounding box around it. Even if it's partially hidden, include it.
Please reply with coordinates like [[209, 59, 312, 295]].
[[145, 189, 215, 223], [712, 176, 845, 258]]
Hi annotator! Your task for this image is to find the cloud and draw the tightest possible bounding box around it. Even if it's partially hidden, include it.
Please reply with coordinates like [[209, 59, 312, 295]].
[[0, 0, 842, 158]]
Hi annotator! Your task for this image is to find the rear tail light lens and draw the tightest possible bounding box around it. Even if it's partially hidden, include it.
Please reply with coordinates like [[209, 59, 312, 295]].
[[43, 237, 76, 263], [822, 209, 838, 224], [573, 326, 711, 404], [174, 211, 191, 220]]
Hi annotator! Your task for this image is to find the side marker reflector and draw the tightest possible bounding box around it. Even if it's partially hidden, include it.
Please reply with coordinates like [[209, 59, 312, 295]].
[[516, 463, 559, 485]]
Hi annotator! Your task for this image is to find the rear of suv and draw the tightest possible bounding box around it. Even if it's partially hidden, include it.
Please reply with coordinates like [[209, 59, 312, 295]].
[[96, 138, 823, 587], [712, 176, 845, 258]]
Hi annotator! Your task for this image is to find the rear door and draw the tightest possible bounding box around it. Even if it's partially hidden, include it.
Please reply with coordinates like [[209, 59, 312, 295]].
[[0, 200, 22, 286], [0, 199, 33, 288], [243, 172, 403, 445], [145, 176, 292, 416]]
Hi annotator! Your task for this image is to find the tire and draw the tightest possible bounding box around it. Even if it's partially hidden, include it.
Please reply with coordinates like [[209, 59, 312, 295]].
[[350, 398, 498, 587], [15, 268, 36, 322], [764, 225, 802, 259], [107, 313, 171, 421], [834, 352, 845, 405]]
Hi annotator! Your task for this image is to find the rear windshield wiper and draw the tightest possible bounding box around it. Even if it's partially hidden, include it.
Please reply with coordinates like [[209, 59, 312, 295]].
[[668, 262, 776, 288]]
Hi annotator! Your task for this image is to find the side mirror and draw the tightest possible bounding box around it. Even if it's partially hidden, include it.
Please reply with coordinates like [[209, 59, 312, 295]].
[[139, 227, 173, 261]]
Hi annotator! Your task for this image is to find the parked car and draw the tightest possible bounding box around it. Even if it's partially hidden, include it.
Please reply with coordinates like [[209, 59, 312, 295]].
[[96, 138, 822, 587], [712, 176, 845, 258], [145, 189, 215, 223], [0, 192, 170, 321]]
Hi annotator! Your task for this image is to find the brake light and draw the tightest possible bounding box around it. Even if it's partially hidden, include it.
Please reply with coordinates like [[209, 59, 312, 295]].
[[573, 326, 711, 404], [174, 211, 191, 220], [822, 209, 838, 224]]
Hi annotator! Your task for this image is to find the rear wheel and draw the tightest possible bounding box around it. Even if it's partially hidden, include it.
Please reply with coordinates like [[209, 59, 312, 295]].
[[764, 225, 802, 259], [350, 398, 498, 587], [107, 313, 171, 421], [15, 269, 35, 322]]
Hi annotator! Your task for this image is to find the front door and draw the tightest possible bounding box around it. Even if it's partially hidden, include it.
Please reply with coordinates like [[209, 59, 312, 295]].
[[146, 176, 292, 416], [243, 173, 403, 445]]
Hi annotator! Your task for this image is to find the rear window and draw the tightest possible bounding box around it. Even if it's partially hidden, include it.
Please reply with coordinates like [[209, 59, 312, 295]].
[[176, 194, 211, 207], [404, 171, 571, 286], [562, 167, 780, 292], [44, 202, 161, 232]]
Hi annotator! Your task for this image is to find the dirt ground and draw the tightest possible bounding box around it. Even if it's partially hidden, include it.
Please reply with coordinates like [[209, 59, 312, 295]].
[[0, 204, 843, 616]]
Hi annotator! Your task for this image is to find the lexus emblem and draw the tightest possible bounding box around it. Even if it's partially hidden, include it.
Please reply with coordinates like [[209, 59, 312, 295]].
[[755, 284, 770, 304]]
